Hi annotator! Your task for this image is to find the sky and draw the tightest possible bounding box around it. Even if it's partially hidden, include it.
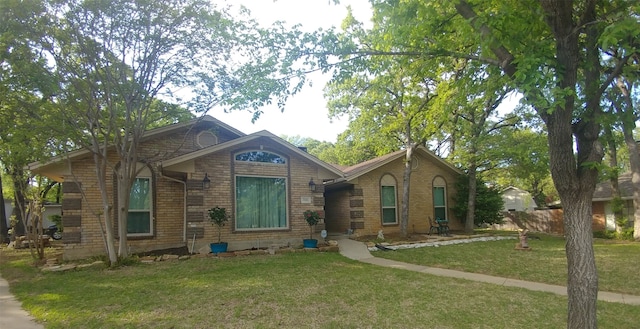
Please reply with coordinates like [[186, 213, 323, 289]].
[[210, 0, 372, 143]]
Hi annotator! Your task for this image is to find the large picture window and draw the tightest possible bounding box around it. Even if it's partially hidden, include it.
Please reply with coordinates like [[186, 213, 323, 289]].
[[381, 174, 398, 225], [235, 176, 287, 230], [128, 176, 152, 235]]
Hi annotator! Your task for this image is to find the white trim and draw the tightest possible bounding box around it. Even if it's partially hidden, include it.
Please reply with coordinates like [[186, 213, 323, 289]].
[[381, 174, 398, 225], [127, 175, 154, 237]]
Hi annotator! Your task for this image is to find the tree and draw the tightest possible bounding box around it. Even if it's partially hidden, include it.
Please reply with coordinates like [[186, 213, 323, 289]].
[[0, 0, 59, 243], [38, 0, 263, 264], [452, 175, 504, 226], [488, 128, 555, 206], [448, 1, 637, 327], [608, 74, 640, 239], [304, 1, 637, 327], [442, 61, 519, 233], [326, 60, 444, 237]]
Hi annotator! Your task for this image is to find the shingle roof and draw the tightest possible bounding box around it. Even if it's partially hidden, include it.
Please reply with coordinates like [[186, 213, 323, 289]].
[[593, 172, 635, 200], [337, 146, 461, 182]]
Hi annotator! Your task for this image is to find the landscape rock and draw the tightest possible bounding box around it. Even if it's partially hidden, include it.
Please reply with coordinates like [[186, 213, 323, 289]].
[[368, 236, 517, 251]]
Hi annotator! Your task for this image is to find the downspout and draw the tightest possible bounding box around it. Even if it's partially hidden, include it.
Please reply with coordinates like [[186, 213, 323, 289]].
[[158, 166, 188, 243]]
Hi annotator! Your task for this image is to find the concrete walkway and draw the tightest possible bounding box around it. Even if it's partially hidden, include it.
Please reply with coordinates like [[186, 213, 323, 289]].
[[0, 274, 44, 329], [336, 236, 640, 306]]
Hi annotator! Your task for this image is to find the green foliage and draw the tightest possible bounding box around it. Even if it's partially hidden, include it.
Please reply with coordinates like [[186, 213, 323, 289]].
[[303, 209, 321, 239], [485, 128, 555, 205], [208, 206, 229, 244], [48, 214, 62, 230], [452, 175, 504, 226]]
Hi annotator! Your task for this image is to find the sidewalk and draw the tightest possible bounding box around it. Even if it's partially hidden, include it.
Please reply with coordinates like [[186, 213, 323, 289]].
[[335, 236, 640, 306], [0, 274, 44, 329]]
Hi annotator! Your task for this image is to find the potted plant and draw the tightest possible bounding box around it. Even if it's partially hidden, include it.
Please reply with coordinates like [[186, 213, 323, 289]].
[[302, 210, 321, 248], [208, 206, 230, 254]]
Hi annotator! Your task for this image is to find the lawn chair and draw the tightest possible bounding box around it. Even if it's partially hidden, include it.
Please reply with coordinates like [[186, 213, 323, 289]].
[[436, 217, 450, 236], [428, 216, 439, 235]]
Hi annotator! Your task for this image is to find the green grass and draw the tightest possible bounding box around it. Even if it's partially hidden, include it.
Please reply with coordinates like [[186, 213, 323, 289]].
[[1, 247, 639, 328], [373, 235, 640, 295]]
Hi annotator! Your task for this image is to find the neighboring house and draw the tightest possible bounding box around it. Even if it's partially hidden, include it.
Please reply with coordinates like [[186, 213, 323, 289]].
[[592, 173, 635, 231], [501, 186, 537, 212], [3, 198, 60, 229], [29, 116, 462, 260]]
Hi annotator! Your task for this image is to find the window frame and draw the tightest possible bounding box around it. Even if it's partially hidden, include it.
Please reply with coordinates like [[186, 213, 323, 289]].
[[432, 176, 447, 221], [234, 150, 286, 164], [380, 174, 398, 225], [234, 174, 289, 231], [126, 167, 154, 237]]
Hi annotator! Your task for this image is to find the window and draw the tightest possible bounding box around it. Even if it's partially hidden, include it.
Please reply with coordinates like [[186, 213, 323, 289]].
[[196, 131, 218, 148], [433, 176, 447, 221], [235, 151, 285, 164], [381, 174, 397, 225], [128, 170, 152, 235], [235, 176, 287, 230]]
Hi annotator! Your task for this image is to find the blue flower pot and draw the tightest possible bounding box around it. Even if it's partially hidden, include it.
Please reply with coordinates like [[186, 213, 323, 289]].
[[210, 242, 228, 254], [303, 239, 318, 248]]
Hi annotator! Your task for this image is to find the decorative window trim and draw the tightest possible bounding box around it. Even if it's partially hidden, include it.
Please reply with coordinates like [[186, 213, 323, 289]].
[[114, 163, 155, 238], [196, 131, 218, 148], [234, 150, 286, 164]]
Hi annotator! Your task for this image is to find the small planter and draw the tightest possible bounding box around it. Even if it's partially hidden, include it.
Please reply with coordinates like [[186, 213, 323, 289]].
[[208, 206, 230, 254], [303, 209, 322, 249], [302, 238, 318, 249], [210, 242, 228, 254]]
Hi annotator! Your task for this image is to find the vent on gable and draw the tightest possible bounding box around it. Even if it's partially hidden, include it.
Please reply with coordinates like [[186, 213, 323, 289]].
[[197, 131, 218, 148]]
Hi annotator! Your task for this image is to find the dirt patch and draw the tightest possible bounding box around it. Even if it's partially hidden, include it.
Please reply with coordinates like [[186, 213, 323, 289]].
[[353, 233, 440, 244], [136, 246, 191, 257]]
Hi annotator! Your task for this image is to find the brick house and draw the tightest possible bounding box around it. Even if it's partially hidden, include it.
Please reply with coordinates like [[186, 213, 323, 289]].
[[324, 148, 462, 236], [592, 172, 636, 232], [29, 116, 462, 260]]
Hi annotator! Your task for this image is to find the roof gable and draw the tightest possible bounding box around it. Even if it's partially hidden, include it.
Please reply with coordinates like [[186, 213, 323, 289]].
[[162, 130, 344, 177], [28, 115, 244, 175], [341, 146, 461, 181]]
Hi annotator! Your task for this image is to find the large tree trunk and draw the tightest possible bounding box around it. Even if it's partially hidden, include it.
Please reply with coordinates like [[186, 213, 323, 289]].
[[603, 125, 623, 232], [465, 160, 477, 234], [562, 192, 599, 327], [455, 1, 605, 327], [93, 152, 118, 265], [10, 167, 26, 236], [620, 118, 640, 240], [400, 144, 414, 237], [117, 166, 132, 258], [548, 114, 600, 329], [614, 78, 640, 240], [0, 173, 8, 243]]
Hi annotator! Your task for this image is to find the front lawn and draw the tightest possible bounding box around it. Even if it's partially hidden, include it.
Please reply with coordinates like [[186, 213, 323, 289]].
[[373, 234, 640, 295], [1, 247, 638, 328]]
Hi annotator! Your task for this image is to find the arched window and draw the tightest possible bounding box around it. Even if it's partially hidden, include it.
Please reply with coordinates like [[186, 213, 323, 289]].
[[235, 151, 286, 164], [380, 174, 398, 225], [433, 176, 447, 221], [113, 163, 155, 237]]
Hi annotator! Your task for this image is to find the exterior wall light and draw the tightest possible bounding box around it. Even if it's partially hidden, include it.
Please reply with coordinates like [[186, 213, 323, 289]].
[[203, 173, 211, 190], [309, 178, 316, 192]]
